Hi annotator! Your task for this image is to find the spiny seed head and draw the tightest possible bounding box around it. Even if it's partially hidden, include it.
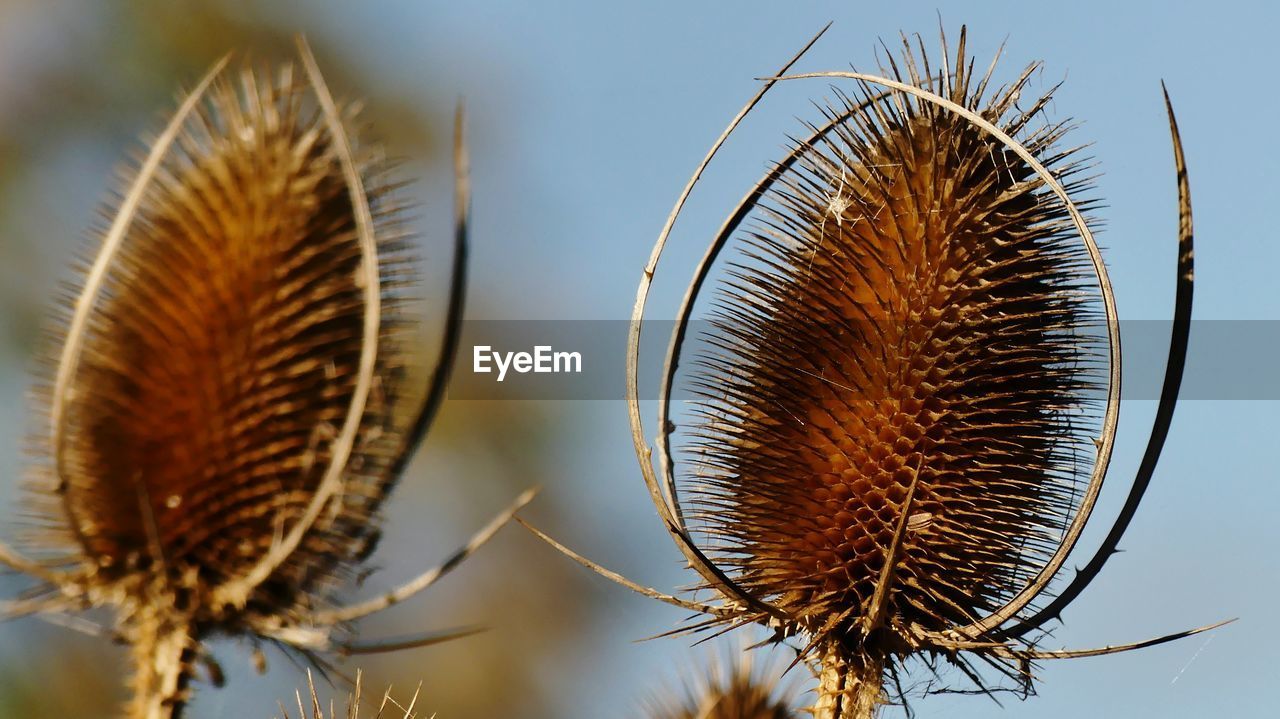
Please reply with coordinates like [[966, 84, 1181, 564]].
[[0, 45, 491, 718], [683, 30, 1102, 656], [25, 60, 412, 610], [643, 650, 797, 719], [275, 671, 421, 719]]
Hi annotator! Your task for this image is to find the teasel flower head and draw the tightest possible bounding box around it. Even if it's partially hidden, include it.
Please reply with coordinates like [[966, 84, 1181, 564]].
[[0, 38, 533, 719], [525, 24, 1219, 719], [274, 670, 422, 719], [641, 647, 798, 719]]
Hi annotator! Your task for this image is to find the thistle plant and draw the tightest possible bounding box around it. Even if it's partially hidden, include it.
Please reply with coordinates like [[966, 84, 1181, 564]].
[[274, 671, 422, 719], [526, 25, 1219, 718], [0, 38, 530, 719], [642, 648, 797, 719]]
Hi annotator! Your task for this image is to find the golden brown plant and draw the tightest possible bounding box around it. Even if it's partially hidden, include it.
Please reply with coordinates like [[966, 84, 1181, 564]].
[[275, 671, 423, 719], [0, 38, 529, 719], [642, 649, 797, 719], [527, 25, 1216, 719]]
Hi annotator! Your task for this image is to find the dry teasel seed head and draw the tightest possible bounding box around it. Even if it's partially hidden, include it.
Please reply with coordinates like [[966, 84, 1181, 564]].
[[274, 670, 422, 719], [525, 24, 1223, 719], [0, 37, 533, 719], [641, 648, 798, 719]]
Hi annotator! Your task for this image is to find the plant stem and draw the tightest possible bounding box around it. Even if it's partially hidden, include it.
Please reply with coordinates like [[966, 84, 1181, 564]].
[[812, 643, 884, 719], [127, 610, 194, 719]]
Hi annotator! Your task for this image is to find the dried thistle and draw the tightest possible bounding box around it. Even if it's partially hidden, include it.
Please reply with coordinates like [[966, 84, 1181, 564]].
[[642, 648, 798, 719], [275, 670, 423, 719], [527, 24, 1217, 718], [0, 38, 530, 719]]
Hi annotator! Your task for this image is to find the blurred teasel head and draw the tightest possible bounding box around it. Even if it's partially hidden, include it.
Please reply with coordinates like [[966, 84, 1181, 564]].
[[642, 648, 798, 719], [274, 670, 422, 719], [0, 37, 531, 719], [528, 24, 1215, 719]]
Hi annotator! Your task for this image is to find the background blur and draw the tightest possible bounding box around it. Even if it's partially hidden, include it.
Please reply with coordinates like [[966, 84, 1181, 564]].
[[0, 1, 1275, 717]]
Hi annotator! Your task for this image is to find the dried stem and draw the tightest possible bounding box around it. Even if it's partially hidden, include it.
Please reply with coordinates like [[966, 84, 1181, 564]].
[[813, 644, 884, 719], [127, 609, 195, 719]]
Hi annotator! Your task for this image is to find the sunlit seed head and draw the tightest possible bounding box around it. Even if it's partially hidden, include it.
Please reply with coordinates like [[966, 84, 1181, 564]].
[[27, 59, 414, 615], [682, 31, 1104, 648], [643, 649, 798, 719]]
